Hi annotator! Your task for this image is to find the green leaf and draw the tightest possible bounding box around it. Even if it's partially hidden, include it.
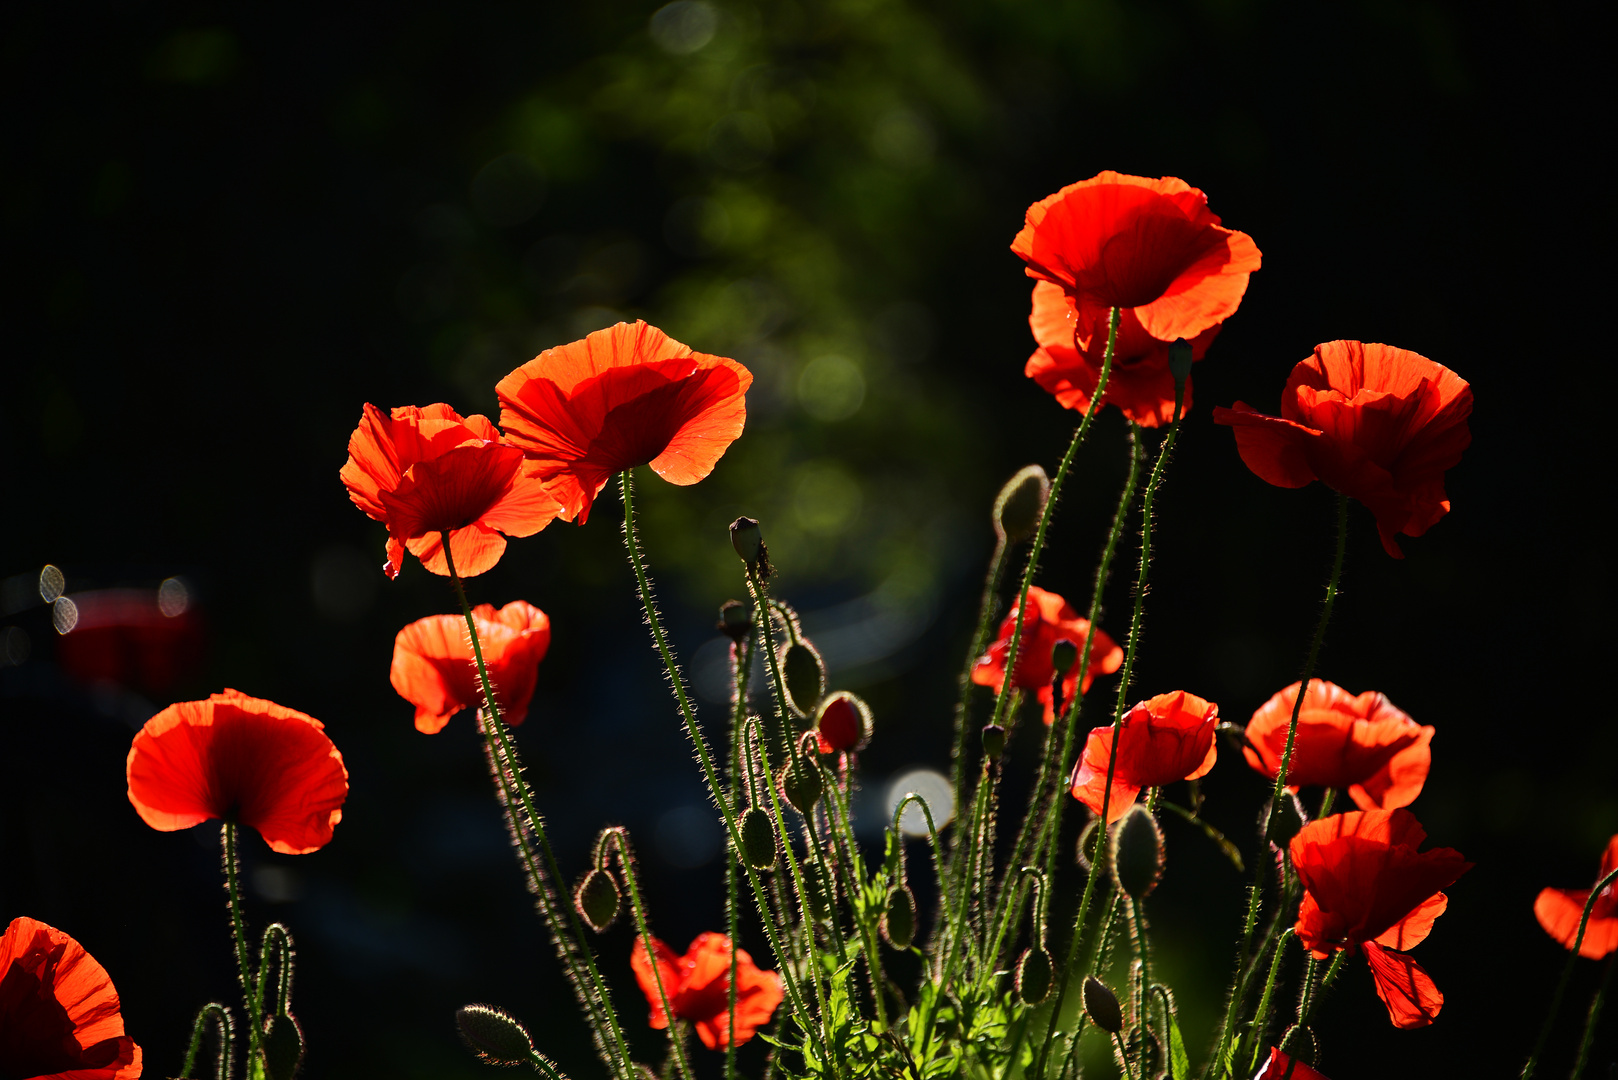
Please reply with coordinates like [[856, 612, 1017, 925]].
[[1166, 1005, 1191, 1080]]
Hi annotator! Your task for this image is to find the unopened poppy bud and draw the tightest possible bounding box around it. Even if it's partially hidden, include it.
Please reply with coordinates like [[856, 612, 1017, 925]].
[[717, 600, 752, 642], [730, 517, 770, 577], [739, 807, 778, 870], [815, 691, 871, 754], [993, 465, 1050, 544], [881, 885, 917, 949], [1264, 791, 1308, 847], [801, 863, 833, 922], [1015, 946, 1054, 1005], [1050, 638, 1079, 676], [574, 869, 621, 932], [262, 1013, 304, 1080], [456, 1003, 535, 1066], [1082, 976, 1123, 1034], [1110, 804, 1164, 900], [780, 640, 826, 717], [1168, 337, 1194, 384], [981, 723, 1006, 762], [1278, 1024, 1317, 1066], [779, 759, 822, 814]]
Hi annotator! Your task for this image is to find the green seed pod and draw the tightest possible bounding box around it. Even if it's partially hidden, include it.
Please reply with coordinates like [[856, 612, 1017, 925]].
[[1110, 805, 1164, 900], [800, 863, 833, 922], [1015, 946, 1053, 1005], [778, 759, 823, 814], [1082, 976, 1123, 1034], [574, 868, 621, 932], [739, 807, 778, 870], [780, 640, 826, 717], [880, 885, 917, 950], [456, 1003, 535, 1066], [1278, 1024, 1318, 1066], [1049, 637, 1079, 676], [1265, 791, 1309, 847], [993, 465, 1050, 544], [262, 1013, 304, 1080], [1168, 337, 1194, 384], [980, 723, 1006, 763], [730, 517, 766, 571], [717, 599, 752, 642]]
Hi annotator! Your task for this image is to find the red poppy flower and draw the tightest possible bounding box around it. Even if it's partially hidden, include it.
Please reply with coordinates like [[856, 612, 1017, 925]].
[[629, 932, 783, 1050], [1070, 691, 1219, 823], [127, 689, 349, 855], [970, 586, 1122, 724], [1025, 280, 1221, 428], [390, 601, 552, 734], [1212, 342, 1473, 558], [496, 321, 752, 524], [1289, 808, 1471, 1028], [0, 917, 142, 1079], [54, 587, 205, 697], [341, 403, 561, 580], [1011, 171, 1261, 344], [814, 691, 870, 755], [1253, 1048, 1328, 1080], [1242, 680, 1433, 812], [1534, 834, 1618, 959]]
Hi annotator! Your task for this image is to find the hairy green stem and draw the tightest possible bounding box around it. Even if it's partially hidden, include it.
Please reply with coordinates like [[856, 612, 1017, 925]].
[[603, 829, 696, 1080], [1243, 930, 1296, 1072], [1571, 953, 1614, 1079], [180, 1002, 234, 1080], [220, 823, 262, 1065], [1522, 866, 1618, 1079], [951, 534, 1009, 825]]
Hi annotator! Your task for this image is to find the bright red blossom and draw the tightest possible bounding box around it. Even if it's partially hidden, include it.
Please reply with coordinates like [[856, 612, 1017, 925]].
[[815, 691, 869, 755], [126, 689, 349, 855], [497, 321, 752, 524], [1252, 1048, 1328, 1080], [1212, 341, 1472, 558], [341, 402, 561, 579], [1070, 691, 1219, 823], [0, 917, 142, 1079], [971, 586, 1122, 725], [1534, 834, 1618, 959], [390, 601, 551, 734], [630, 932, 783, 1050], [1242, 680, 1433, 811], [1290, 808, 1471, 1029]]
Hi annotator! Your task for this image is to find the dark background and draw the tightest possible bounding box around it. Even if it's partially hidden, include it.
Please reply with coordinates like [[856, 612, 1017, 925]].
[[2, 1, 1612, 1076]]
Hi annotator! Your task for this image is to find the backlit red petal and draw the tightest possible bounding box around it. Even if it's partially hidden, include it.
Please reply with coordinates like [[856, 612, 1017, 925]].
[[0, 917, 142, 1079], [1362, 941, 1444, 1028], [1212, 404, 1319, 489], [1535, 887, 1618, 960], [1253, 1047, 1330, 1080]]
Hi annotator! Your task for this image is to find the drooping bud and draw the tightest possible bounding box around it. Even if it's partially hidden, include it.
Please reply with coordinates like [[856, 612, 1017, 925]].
[[456, 1003, 536, 1066], [780, 640, 826, 717], [729, 517, 771, 578], [779, 758, 823, 814], [993, 465, 1050, 544], [815, 691, 871, 754], [1050, 637, 1078, 677], [262, 1013, 304, 1080], [1264, 791, 1309, 847], [739, 807, 778, 870], [1110, 804, 1164, 900], [1082, 976, 1123, 1034], [1015, 946, 1054, 1005], [1168, 337, 1194, 385], [1075, 817, 1101, 871], [980, 723, 1006, 763], [717, 600, 752, 642], [1278, 1024, 1318, 1067], [575, 869, 621, 932], [880, 885, 917, 950]]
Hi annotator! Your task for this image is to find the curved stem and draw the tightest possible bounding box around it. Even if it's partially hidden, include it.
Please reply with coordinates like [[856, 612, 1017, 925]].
[[180, 1002, 234, 1080], [1571, 953, 1614, 1079], [220, 823, 261, 1063], [1243, 930, 1296, 1073], [1113, 1031, 1139, 1080], [951, 534, 1009, 824], [254, 923, 292, 1018], [603, 829, 697, 1080], [1522, 865, 1618, 1079]]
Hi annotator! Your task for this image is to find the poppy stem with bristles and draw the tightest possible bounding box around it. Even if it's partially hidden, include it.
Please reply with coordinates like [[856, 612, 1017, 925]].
[[180, 1001, 234, 1080], [220, 821, 262, 1067], [1522, 866, 1618, 1079], [1571, 952, 1614, 1079]]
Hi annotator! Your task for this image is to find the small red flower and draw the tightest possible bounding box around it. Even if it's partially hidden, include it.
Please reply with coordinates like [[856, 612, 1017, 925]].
[[1212, 341, 1473, 558], [1242, 680, 1433, 812], [630, 932, 783, 1050], [496, 321, 752, 524], [1070, 691, 1219, 823], [0, 917, 142, 1079], [1290, 808, 1471, 1029], [341, 402, 561, 580], [1011, 170, 1261, 344], [814, 691, 870, 755], [1025, 280, 1220, 428], [390, 601, 552, 734], [1534, 834, 1618, 960], [1253, 1047, 1328, 1080], [127, 689, 349, 855], [971, 586, 1122, 725]]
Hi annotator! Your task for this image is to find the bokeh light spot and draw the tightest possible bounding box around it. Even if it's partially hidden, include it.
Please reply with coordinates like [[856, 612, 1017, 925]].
[[887, 768, 955, 837], [158, 577, 190, 617], [52, 596, 79, 636], [39, 564, 65, 603], [650, 2, 718, 55], [793, 462, 862, 534], [797, 355, 866, 421]]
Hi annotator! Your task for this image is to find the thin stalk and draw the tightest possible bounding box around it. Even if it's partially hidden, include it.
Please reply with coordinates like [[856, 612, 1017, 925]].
[[1114, 1032, 1140, 1080], [254, 924, 292, 1018], [1244, 930, 1296, 1073], [726, 631, 753, 1080], [1523, 866, 1618, 1079], [1130, 897, 1152, 1031], [180, 1002, 234, 1080], [1294, 949, 1346, 1029], [603, 830, 697, 1080], [1571, 954, 1614, 1079], [951, 533, 1010, 825], [220, 823, 262, 1064], [820, 765, 889, 1030], [1055, 891, 1126, 1080]]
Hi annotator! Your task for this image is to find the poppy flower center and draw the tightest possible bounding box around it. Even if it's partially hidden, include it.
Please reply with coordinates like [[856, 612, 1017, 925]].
[[1083, 213, 1226, 309]]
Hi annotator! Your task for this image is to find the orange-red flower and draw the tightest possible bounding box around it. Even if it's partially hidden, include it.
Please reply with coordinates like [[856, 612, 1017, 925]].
[[814, 691, 869, 755], [1290, 808, 1471, 1029], [0, 917, 142, 1079], [1212, 341, 1473, 558], [1011, 171, 1261, 345], [496, 321, 752, 524], [1242, 680, 1433, 811], [1252, 1048, 1328, 1080], [1070, 691, 1219, 823], [971, 586, 1122, 724], [1534, 834, 1618, 960], [390, 601, 552, 734], [127, 689, 349, 855], [630, 932, 783, 1050], [341, 403, 561, 579], [1025, 280, 1221, 428]]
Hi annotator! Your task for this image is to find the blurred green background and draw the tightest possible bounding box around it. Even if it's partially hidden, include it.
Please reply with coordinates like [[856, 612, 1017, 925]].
[[2, 0, 1611, 1076]]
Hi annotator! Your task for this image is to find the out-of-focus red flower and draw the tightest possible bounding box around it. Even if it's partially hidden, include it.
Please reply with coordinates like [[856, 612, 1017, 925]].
[[55, 587, 204, 697], [1253, 1047, 1329, 1080], [1025, 280, 1220, 428], [126, 689, 349, 855], [1070, 691, 1219, 823], [496, 321, 752, 525], [1534, 834, 1618, 959], [1011, 171, 1261, 346], [630, 932, 783, 1050], [1290, 808, 1471, 1029], [971, 586, 1122, 725], [814, 691, 869, 755], [341, 403, 561, 580], [1242, 680, 1433, 811], [390, 601, 552, 734], [0, 916, 142, 1079], [1212, 342, 1473, 558]]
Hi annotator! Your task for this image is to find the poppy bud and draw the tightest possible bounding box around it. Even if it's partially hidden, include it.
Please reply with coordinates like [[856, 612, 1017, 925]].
[[815, 691, 870, 754], [574, 869, 621, 932], [1168, 337, 1194, 384], [730, 517, 770, 577], [779, 759, 822, 814], [1264, 791, 1309, 847], [262, 1013, 304, 1080], [1110, 804, 1164, 900], [981, 723, 1006, 763], [880, 885, 917, 950], [1015, 946, 1054, 1005], [993, 465, 1050, 544], [739, 807, 778, 870], [1082, 976, 1123, 1034], [801, 863, 834, 922], [1278, 1024, 1317, 1066], [1050, 638, 1078, 676], [780, 640, 826, 717], [456, 1003, 535, 1066], [717, 600, 752, 642]]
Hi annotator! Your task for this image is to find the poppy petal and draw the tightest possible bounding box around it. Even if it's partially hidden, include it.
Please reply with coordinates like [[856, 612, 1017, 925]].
[[1534, 887, 1618, 960], [1374, 891, 1448, 951], [1253, 1046, 1330, 1080], [0, 917, 143, 1079], [629, 935, 684, 1031], [1362, 941, 1444, 1028], [1211, 404, 1319, 489]]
